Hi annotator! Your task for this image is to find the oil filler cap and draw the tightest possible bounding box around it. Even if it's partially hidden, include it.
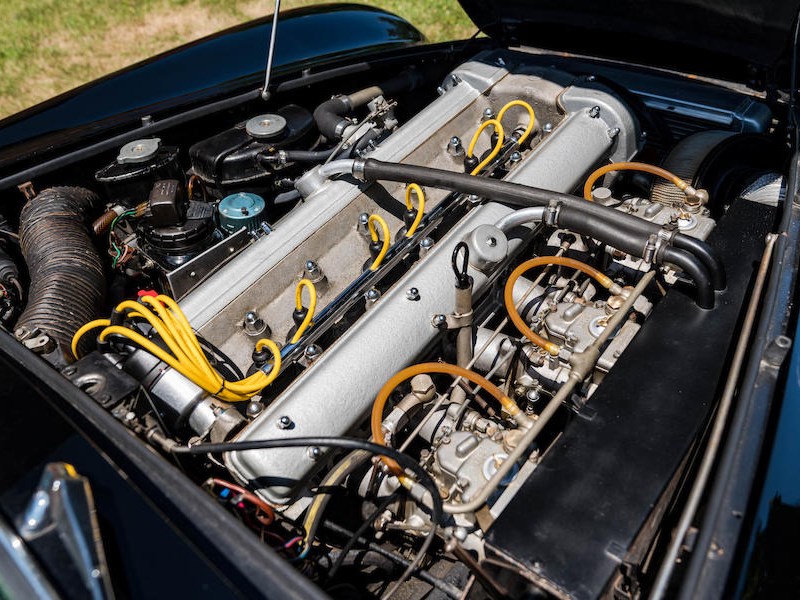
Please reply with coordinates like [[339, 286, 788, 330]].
[[219, 192, 266, 234]]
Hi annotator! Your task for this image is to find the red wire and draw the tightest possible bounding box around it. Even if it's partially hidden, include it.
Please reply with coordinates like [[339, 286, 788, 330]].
[[209, 478, 275, 525]]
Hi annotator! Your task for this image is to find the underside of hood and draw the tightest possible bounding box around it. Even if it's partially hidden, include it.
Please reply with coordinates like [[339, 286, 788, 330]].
[[458, 0, 800, 88]]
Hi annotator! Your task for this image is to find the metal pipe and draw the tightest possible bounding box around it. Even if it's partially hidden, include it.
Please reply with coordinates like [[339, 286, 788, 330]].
[[260, 0, 281, 101], [650, 232, 778, 600], [443, 270, 655, 514], [494, 207, 546, 232]]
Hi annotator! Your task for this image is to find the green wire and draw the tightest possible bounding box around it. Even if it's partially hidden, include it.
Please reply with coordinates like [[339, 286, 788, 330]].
[[109, 210, 136, 269]]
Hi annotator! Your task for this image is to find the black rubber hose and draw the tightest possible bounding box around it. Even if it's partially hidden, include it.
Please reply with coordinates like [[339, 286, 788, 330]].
[[361, 158, 663, 237], [360, 158, 724, 295], [673, 234, 726, 290], [314, 97, 351, 141], [17, 187, 104, 357], [314, 71, 421, 140], [271, 148, 338, 163], [662, 247, 715, 309], [273, 189, 302, 206]]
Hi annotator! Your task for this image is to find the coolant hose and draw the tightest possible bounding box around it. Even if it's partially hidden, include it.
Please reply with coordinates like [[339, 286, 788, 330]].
[[17, 187, 104, 358], [353, 158, 722, 299], [313, 71, 421, 140], [662, 246, 715, 309]]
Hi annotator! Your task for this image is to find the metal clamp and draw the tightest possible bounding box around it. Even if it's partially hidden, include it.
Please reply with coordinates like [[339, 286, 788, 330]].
[[439, 311, 474, 330], [653, 227, 675, 263], [545, 200, 561, 227]]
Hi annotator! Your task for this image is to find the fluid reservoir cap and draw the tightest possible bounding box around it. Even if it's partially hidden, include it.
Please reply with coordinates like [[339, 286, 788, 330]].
[[246, 114, 287, 139], [117, 138, 161, 164], [219, 192, 266, 234]]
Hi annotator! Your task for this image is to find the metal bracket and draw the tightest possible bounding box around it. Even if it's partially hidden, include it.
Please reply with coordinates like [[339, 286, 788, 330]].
[[442, 311, 473, 330]]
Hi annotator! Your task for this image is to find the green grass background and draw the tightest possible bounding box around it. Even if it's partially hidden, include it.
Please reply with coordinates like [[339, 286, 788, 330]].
[[0, 0, 474, 119]]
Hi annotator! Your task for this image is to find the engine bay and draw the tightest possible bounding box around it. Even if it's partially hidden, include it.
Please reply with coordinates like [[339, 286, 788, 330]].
[[0, 46, 786, 598]]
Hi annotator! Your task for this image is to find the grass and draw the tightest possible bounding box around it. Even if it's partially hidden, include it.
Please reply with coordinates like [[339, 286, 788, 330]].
[[0, 0, 475, 119]]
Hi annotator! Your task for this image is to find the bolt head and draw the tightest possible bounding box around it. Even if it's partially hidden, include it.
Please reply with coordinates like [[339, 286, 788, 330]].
[[277, 415, 293, 429], [510, 151, 522, 163], [307, 446, 322, 461], [420, 237, 434, 249], [543, 122, 553, 133], [406, 287, 420, 301], [304, 344, 322, 360], [366, 288, 381, 301], [246, 401, 264, 418], [432, 314, 447, 329], [483, 107, 495, 119]]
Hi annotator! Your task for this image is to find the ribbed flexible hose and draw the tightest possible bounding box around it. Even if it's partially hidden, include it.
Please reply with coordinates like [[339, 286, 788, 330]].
[[18, 187, 104, 358]]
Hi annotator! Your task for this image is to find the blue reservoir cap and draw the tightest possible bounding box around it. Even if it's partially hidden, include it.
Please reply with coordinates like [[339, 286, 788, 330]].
[[218, 192, 266, 234]]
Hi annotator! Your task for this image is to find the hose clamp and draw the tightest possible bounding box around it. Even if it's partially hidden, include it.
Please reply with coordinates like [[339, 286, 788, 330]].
[[653, 228, 675, 263], [352, 159, 366, 181], [643, 234, 657, 264], [545, 200, 561, 227]]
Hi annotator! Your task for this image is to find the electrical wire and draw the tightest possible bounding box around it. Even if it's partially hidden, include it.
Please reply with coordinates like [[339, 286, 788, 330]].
[[404, 184, 425, 238], [206, 477, 275, 526], [301, 450, 371, 556], [466, 119, 505, 175], [321, 520, 461, 598], [367, 214, 390, 270], [71, 318, 111, 359], [73, 295, 281, 401], [583, 161, 690, 201], [328, 492, 400, 578], [496, 99, 536, 145], [291, 279, 317, 343], [504, 257, 619, 355], [170, 435, 442, 600]]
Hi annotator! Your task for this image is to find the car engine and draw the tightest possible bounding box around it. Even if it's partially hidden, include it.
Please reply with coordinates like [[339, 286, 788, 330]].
[[1, 47, 785, 598]]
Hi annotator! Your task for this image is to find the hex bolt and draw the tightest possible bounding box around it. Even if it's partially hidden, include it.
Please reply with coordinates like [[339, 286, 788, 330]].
[[244, 310, 269, 337], [447, 136, 464, 157], [509, 151, 522, 163], [419, 237, 434, 257], [588, 106, 601, 118], [304, 260, 320, 277], [307, 446, 322, 461], [607, 127, 620, 139], [357, 212, 370, 236], [432, 314, 447, 329], [406, 287, 420, 301], [365, 288, 381, 309], [483, 107, 495, 120], [304, 344, 322, 362], [246, 401, 264, 418], [543, 122, 553, 133], [277, 415, 293, 429]]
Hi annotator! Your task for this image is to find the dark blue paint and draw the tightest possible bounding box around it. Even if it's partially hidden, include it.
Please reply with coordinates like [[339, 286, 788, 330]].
[[734, 318, 800, 596], [0, 3, 422, 164]]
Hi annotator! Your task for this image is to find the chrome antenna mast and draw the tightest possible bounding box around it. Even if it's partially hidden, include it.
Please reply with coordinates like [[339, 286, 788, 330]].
[[261, 0, 281, 102]]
